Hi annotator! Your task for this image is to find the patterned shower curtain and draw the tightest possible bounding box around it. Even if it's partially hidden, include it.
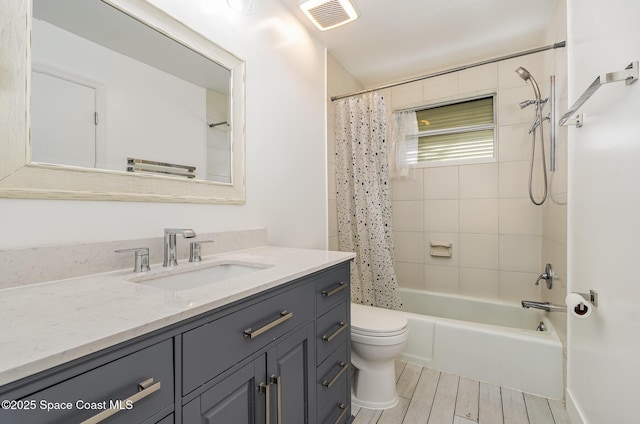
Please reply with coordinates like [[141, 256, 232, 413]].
[[334, 92, 402, 310]]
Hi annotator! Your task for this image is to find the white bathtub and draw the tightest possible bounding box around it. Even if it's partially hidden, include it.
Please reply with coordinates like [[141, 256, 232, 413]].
[[398, 288, 563, 400]]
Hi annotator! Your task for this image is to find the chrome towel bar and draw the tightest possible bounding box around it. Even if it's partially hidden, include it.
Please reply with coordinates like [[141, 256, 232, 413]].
[[560, 61, 638, 127], [127, 157, 196, 179]]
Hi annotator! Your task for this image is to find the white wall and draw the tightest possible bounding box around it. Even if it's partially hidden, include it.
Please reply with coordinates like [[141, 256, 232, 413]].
[[0, 0, 328, 251], [566, 0, 640, 422], [326, 53, 363, 251]]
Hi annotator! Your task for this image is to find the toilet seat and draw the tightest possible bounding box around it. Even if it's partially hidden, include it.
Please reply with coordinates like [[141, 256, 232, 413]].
[[351, 303, 408, 337], [351, 326, 408, 337]]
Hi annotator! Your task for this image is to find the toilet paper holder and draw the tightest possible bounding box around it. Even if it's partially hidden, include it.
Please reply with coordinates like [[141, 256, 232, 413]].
[[573, 289, 598, 307]]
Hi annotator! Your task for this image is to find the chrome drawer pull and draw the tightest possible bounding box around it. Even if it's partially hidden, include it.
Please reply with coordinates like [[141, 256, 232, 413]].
[[334, 403, 348, 424], [322, 322, 348, 343], [80, 378, 161, 424], [322, 362, 348, 389], [321, 282, 346, 297], [259, 382, 271, 424], [244, 311, 293, 339]]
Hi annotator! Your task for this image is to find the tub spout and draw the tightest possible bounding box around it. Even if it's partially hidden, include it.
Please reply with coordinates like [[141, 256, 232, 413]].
[[521, 300, 567, 313]]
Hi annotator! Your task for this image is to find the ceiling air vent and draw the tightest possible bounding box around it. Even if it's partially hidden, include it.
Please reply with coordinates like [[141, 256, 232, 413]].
[[300, 0, 358, 31]]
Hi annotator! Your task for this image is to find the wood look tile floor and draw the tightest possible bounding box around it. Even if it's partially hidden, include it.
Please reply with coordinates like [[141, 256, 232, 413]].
[[351, 361, 568, 424]]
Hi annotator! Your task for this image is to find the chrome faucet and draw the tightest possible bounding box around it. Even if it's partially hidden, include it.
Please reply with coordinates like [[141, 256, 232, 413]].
[[163, 228, 196, 267], [521, 300, 567, 313]]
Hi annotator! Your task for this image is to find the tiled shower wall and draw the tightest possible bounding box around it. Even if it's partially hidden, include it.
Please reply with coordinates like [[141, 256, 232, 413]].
[[541, 0, 568, 347], [383, 52, 555, 303], [327, 49, 568, 310]]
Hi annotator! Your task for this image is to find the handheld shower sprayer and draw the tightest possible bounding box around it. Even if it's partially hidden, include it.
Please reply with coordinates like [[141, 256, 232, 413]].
[[516, 66, 541, 99], [515, 66, 549, 206]]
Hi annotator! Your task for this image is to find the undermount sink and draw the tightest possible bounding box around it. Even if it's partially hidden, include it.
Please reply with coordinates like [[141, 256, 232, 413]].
[[128, 262, 271, 291]]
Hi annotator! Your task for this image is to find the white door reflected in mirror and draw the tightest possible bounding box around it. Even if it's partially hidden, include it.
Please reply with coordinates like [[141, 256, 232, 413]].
[[31, 71, 97, 168], [32, 0, 232, 183]]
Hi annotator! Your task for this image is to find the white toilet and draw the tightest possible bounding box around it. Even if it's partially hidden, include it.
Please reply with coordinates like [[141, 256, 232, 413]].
[[350, 302, 409, 409]]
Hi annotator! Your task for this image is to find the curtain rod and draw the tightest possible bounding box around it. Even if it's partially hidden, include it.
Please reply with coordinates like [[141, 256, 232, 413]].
[[330, 41, 566, 102]]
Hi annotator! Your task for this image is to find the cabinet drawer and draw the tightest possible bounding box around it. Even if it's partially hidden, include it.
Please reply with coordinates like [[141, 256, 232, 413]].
[[317, 380, 348, 424], [316, 302, 348, 365], [182, 281, 314, 395], [315, 265, 350, 315], [0, 340, 174, 424], [316, 342, 348, 410]]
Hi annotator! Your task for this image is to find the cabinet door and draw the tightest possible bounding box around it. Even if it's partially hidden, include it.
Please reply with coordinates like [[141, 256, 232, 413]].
[[269, 324, 315, 424], [183, 356, 267, 424]]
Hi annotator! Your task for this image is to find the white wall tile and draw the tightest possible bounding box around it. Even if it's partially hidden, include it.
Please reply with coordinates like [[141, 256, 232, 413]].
[[424, 232, 459, 266], [425, 264, 460, 293], [497, 85, 535, 126], [499, 198, 541, 235], [550, 139, 568, 196], [499, 234, 541, 273], [395, 261, 425, 289], [459, 199, 499, 234], [423, 73, 458, 102], [459, 63, 498, 95], [498, 123, 533, 162], [542, 191, 567, 246], [424, 166, 459, 199], [424, 199, 459, 233], [393, 201, 424, 232], [460, 267, 500, 298], [499, 271, 542, 301], [459, 163, 498, 199], [459, 233, 499, 269], [393, 231, 424, 263], [391, 80, 423, 109], [392, 169, 424, 200], [499, 161, 532, 199]]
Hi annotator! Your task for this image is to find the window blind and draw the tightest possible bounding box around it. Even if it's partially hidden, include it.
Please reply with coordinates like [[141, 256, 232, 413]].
[[409, 96, 495, 164]]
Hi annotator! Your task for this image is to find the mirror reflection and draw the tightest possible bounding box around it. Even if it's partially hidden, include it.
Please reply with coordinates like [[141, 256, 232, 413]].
[[32, 0, 233, 183]]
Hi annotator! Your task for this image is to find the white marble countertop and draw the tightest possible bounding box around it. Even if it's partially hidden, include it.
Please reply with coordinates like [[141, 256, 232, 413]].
[[0, 246, 354, 387]]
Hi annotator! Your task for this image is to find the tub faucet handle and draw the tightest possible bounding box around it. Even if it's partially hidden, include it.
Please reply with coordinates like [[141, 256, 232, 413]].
[[535, 263, 554, 289]]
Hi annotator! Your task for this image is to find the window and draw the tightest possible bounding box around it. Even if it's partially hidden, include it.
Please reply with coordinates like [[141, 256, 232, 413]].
[[408, 95, 495, 164]]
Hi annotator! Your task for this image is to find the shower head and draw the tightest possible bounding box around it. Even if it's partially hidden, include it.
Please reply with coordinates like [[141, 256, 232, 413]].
[[515, 66, 541, 99]]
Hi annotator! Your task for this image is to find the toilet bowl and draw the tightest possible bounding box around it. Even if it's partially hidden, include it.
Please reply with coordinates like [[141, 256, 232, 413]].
[[350, 302, 409, 409]]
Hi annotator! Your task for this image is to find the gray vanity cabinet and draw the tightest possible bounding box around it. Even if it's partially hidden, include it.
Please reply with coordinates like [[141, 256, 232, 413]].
[[182, 324, 314, 424], [0, 339, 175, 424], [0, 261, 352, 424], [314, 265, 351, 424]]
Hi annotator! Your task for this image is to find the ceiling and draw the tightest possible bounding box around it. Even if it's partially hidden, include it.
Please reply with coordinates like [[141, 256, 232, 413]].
[[279, 0, 559, 88]]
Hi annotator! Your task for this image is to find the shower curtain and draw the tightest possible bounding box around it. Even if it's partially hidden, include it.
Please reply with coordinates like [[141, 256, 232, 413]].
[[334, 92, 402, 310]]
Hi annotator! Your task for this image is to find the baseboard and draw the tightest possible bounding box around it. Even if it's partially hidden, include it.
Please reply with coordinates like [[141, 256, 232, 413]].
[[566, 388, 587, 424]]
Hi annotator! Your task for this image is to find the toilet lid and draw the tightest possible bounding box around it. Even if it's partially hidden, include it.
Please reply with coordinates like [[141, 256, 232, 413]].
[[351, 303, 408, 335]]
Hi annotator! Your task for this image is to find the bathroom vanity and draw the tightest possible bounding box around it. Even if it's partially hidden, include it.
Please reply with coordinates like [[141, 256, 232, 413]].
[[0, 247, 353, 424]]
